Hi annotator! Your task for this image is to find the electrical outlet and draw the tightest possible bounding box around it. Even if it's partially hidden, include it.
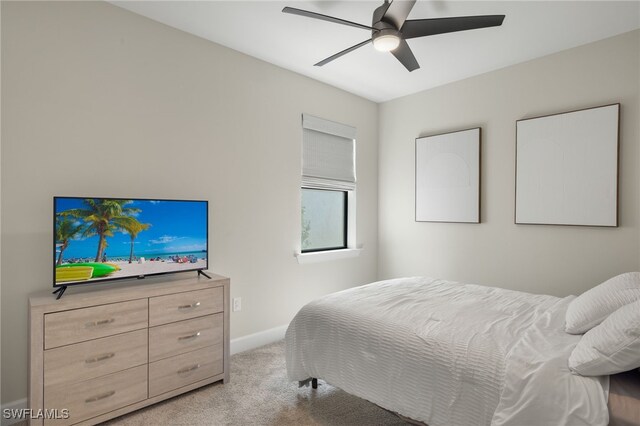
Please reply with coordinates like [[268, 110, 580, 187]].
[[232, 297, 241, 312]]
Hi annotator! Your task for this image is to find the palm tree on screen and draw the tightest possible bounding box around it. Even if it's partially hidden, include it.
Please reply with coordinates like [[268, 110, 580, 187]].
[[61, 199, 141, 262], [122, 220, 151, 263], [55, 215, 84, 266]]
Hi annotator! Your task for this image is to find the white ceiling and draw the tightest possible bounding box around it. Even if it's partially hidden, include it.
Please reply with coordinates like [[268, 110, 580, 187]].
[[111, 1, 640, 103]]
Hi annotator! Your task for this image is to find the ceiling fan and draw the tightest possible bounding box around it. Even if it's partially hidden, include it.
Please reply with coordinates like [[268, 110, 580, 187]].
[[282, 0, 505, 72]]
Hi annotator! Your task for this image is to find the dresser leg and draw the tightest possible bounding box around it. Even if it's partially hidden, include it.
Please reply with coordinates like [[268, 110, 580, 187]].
[[312, 378, 318, 389]]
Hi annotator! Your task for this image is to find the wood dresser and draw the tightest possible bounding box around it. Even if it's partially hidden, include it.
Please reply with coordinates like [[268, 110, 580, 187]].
[[28, 273, 230, 426]]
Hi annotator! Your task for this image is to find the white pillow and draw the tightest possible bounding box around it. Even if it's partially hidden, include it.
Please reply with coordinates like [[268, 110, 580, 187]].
[[565, 272, 640, 334], [568, 298, 640, 376]]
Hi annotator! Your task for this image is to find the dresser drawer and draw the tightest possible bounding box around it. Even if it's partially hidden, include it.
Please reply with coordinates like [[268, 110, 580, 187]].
[[149, 344, 223, 397], [149, 287, 223, 326], [44, 299, 148, 349], [44, 329, 148, 388], [44, 365, 147, 426], [149, 314, 223, 362]]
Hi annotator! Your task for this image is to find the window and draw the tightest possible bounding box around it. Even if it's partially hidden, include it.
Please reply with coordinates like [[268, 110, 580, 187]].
[[301, 188, 347, 252], [300, 114, 356, 254]]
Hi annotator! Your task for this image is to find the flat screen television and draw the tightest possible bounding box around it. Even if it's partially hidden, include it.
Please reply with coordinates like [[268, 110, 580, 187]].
[[54, 197, 208, 298]]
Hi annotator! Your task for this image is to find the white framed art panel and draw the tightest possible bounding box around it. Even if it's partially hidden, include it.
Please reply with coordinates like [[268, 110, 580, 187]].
[[515, 104, 619, 227], [415, 127, 480, 223]]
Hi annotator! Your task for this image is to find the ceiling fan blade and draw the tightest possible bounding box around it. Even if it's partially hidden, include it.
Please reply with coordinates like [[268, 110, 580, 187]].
[[383, 0, 417, 29], [372, 1, 391, 25], [391, 39, 419, 72], [283, 7, 375, 31], [315, 39, 372, 67], [401, 15, 505, 39]]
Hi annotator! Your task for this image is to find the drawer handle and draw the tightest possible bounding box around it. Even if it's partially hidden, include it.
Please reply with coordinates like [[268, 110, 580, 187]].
[[85, 352, 116, 364], [178, 332, 201, 341], [177, 364, 200, 375], [178, 302, 201, 310], [85, 318, 115, 327], [85, 390, 115, 403]]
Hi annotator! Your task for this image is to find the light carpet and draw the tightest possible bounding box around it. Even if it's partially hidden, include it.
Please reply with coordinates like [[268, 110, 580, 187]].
[[104, 340, 407, 425]]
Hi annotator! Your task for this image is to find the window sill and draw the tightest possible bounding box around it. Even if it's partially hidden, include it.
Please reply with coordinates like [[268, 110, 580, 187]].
[[296, 248, 362, 264]]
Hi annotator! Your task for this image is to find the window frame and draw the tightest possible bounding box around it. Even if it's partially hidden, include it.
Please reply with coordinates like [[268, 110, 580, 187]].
[[300, 186, 348, 254], [298, 113, 360, 262]]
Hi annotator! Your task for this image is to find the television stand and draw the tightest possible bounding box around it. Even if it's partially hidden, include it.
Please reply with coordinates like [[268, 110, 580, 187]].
[[198, 269, 212, 279], [51, 285, 67, 300]]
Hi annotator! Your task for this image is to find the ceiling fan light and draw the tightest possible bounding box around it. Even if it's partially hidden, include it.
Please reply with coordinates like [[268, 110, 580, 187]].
[[373, 34, 400, 52]]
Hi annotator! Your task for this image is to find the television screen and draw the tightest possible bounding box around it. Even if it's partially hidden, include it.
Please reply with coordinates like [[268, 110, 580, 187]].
[[54, 197, 208, 288]]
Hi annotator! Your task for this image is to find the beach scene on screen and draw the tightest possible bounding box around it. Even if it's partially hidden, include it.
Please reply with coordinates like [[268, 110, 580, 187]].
[[54, 198, 207, 284]]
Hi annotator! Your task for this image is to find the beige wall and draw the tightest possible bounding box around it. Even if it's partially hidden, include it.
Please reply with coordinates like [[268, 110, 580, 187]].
[[2, 0, 639, 408], [0, 1, 378, 404], [378, 30, 640, 296]]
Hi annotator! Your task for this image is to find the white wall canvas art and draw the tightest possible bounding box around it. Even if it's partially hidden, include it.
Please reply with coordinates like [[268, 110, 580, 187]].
[[515, 104, 619, 226], [415, 128, 480, 223]]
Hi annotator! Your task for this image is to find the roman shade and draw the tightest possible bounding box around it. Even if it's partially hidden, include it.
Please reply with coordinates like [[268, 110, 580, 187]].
[[302, 114, 356, 191]]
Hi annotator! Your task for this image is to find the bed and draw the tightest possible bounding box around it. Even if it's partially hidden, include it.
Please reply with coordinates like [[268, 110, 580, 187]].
[[285, 276, 632, 426]]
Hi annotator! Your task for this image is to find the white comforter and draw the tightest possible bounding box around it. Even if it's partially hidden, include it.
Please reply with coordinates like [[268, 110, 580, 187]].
[[286, 277, 609, 426]]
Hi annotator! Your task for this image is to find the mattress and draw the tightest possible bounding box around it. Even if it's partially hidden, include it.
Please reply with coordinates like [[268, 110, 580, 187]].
[[286, 277, 609, 426]]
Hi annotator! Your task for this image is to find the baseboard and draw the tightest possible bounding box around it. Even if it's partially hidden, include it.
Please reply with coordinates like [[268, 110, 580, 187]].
[[1, 398, 27, 426], [230, 324, 288, 355], [0, 325, 288, 425]]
